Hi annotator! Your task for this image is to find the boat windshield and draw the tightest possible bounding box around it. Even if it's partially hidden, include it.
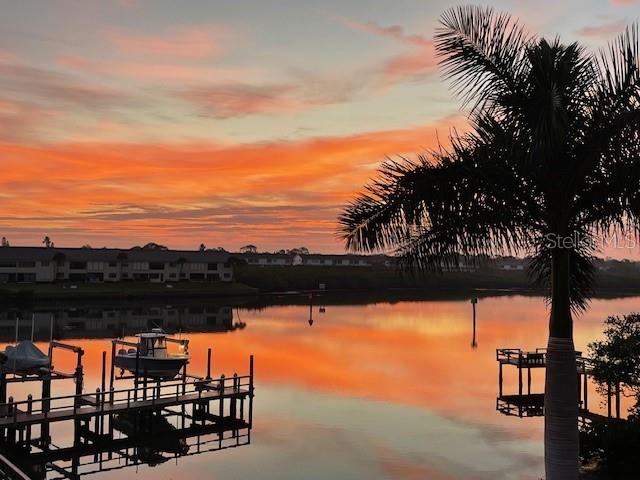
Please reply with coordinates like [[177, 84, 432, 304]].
[[143, 337, 168, 357]]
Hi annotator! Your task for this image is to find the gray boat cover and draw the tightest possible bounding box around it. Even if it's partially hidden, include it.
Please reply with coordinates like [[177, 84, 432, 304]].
[[0, 341, 50, 373]]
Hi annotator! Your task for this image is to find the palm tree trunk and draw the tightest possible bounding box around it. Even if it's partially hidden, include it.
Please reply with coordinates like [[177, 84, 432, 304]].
[[545, 247, 579, 479]]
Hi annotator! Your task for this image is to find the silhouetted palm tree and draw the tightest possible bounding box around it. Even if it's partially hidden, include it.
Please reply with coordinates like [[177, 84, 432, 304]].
[[339, 7, 640, 479]]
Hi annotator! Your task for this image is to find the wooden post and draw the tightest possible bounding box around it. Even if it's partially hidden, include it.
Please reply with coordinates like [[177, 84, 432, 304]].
[[219, 374, 225, 423], [615, 382, 621, 419], [94, 388, 100, 433], [25, 394, 32, 448], [75, 349, 84, 398], [109, 341, 116, 404], [527, 368, 531, 395], [230, 373, 238, 419], [41, 374, 51, 448], [206, 348, 212, 380], [134, 348, 140, 402], [7, 396, 14, 444], [143, 368, 148, 401], [248, 355, 254, 427], [607, 382, 612, 418], [101, 351, 107, 394], [518, 355, 523, 397], [583, 373, 589, 411]]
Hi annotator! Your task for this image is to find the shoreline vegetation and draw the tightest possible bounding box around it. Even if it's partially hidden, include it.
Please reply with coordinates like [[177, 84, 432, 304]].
[[2, 265, 640, 303]]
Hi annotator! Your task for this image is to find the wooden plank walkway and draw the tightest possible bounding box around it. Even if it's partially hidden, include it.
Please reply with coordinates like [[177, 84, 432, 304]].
[[497, 348, 594, 373], [0, 386, 249, 428]]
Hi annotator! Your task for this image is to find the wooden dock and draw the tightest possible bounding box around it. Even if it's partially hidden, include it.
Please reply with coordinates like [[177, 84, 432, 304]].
[[496, 347, 624, 423], [0, 340, 255, 479]]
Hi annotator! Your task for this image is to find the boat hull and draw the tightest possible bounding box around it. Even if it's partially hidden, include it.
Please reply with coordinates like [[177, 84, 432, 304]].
[[114, 355, 188, 379]]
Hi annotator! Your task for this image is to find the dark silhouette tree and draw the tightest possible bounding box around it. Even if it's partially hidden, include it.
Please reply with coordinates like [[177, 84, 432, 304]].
[[240, 245, 258, 254], [287, 247, 310, 255], [43, 236, 52, 248], [199, 243, 206, 252], [339, 7, 640, 479]]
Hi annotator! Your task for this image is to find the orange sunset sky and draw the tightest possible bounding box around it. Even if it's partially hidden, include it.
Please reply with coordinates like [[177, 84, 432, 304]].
[[1, 0, 640, 254]]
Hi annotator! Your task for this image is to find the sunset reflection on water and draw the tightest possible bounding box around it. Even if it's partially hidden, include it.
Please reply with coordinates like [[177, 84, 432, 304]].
[[2, 294, 639, 479]]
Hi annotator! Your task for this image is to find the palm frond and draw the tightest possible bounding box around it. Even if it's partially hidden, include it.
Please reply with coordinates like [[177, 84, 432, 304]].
[[435, 5, 534, 113]]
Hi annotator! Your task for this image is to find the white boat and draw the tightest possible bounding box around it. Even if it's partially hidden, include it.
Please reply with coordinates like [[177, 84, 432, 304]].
[[0, 341, 50, 374], [114, 329, 189, 380]]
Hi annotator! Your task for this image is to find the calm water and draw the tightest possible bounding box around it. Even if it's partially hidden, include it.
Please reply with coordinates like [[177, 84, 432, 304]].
[[2, 294, 639, 479]]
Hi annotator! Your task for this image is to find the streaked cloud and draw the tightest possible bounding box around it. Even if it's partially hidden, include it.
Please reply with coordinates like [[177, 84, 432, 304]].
[[576, 20, 626, 37], [0, 116, 462, 250], [0, 62, 132, 110], [104, 25, 230, 58], [339, 18, 437, 88]]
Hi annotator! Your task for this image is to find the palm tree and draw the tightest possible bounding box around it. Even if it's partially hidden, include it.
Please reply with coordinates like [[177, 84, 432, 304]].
[[339, 7, 640, 479]]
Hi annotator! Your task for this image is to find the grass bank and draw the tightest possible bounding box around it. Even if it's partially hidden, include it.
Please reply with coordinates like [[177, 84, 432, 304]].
[[235, 265, 640, 297], [0, 281, 257, 303]]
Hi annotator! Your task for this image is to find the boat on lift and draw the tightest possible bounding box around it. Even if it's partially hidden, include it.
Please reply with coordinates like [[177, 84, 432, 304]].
[[0, 341, 50, 374], [114, 328, 189, 380]]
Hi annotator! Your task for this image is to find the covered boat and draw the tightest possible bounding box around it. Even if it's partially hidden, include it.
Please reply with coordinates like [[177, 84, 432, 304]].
[[0, 341, 50, 374], [114, 329, 189, 380]]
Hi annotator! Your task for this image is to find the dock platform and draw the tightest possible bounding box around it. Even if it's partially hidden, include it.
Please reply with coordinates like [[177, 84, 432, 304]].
[[496, 347, 623, 423], [0, 339, 255, 479]]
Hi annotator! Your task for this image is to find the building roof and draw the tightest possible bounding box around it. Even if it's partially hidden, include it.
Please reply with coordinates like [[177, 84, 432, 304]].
[[0, 247, 230, 263]]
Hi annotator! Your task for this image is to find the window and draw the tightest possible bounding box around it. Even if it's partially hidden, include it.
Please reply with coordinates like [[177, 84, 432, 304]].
[[169, 273, 177, 279], [208, 263, 218, 270], [18, 261, 36, 267], [108, 262, 117, 267], [40, 261, 50, 267], [108, 273, 117, 279], [0, 262, 15, 268], [149, 262, 164, 270], [223, 273, 231, 279], [70, 262, 87, 270], [190, 273, 205, 280]]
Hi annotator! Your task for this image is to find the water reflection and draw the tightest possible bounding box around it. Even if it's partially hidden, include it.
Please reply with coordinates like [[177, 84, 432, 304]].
[[0, 303, 245, 342], [0, 294, 638, 479], [0, 407, 251, 479]]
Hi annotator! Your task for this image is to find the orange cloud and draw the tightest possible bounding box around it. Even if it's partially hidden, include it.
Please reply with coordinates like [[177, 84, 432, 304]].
[[0, 116, 464, 250], [340, 19, 432, 47], [104, 25, 229, 58], [58, 55, 256, 83], [611, 0, 640, 4], [340, 18, 438, 88], [576, 20, 626, 37], [179, 84, 305, 118]]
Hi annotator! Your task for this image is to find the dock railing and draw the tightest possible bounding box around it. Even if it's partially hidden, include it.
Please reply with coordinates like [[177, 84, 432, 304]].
[[0, 371, 252, 428]]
